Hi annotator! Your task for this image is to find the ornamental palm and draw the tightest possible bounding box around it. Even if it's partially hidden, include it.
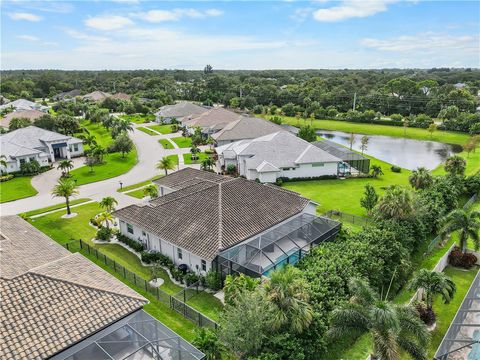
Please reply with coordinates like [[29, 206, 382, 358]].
[[264, 266, 313, 334], [376, 186, 414, 220], [370, 165, 384, 178], [408, 167, 433, 190], [78, 127, 97, 148], [51, 178, 79, 215], [190, 145, 200, 161], [99, 196, 118, 213], [328, 278, 430, 360], [201, 157, 214, 171], [96, 211, 113, 230], [143, 184, 159, 199], [409, 269, 456, 313], [111, 118, 133, 138], [156, 156, 176, 176], [440, 209, 480, 253], [57, 159, 74, 176], [444, 155, 466, 176]]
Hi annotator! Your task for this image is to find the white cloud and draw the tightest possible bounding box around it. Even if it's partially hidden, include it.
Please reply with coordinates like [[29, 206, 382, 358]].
[[65, 29, 110, 43], [134, 8, 223, 23], [16, 34, 39, 42], [8, 12, 42, 21], [85, 15, 133, 30], [313, 0, 397, 22]]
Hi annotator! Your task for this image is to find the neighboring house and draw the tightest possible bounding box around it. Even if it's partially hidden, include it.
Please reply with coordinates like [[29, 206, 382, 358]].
[[183, 107, 242, 135], [454, 82, 467, 89], [52, 89, 82, 101], [0, 109, 45, 129], [280, 124, 300, 135], [0, 126, 83, 173], [0, 98, 49, 113], [82, 91, 111, 102], [155, 101, 208, 124], [216, 131, 343, 183], [211, 116, 284, 146], [114, 168, 340, 278], [312, 139, 371, 175], [0, 215, 204, 360], [111, 92, 132, 101]]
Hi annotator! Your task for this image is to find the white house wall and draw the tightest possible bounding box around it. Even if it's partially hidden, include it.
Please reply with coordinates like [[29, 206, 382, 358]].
[[280, 162, 338, 179], [68, 143, 84, 157], [3, 153, 50, 173]]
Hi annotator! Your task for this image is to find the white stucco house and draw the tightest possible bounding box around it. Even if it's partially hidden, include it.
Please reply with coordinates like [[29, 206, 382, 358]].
[[155, 102, 208, 124], [0, 99, 49, 113], [0, 126, 84, 173], [113, 168, 340, 278], [216, 131, 343, 183]]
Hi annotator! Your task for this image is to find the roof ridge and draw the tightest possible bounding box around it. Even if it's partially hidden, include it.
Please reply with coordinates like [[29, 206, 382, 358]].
[[294, 143, 312, 164], [151, 181, 219, 207], [217, 181, 223, 251]]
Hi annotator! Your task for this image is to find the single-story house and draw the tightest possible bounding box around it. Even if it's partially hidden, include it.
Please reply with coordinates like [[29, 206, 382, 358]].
[[183, 107, 243, 135], [211, 116, 284, 146], [0, 98, 49, 113], [155, 101, 208, 124], [52, 89, 82, 101], [0, 109, 45, 129], [0, 126, 83, 173], [113, 168, 340, 278], [82, 91, 112, 102], [0, 215, 204, 360], [312, 139, 371, 175], [216, 131, 343, 183]]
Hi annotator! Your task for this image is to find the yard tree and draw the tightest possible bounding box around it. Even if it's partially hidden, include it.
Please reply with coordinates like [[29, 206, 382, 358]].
[[9, 117, 32, 130], [193, 328, 223, 360], [464, 137, 477, 158], [99, 196, 118, 213], [78, 127, 97, 148], [403, 118, 409, 136], [298, 125, 316, 142], [57, 159, 74, 177], [111, 132, 134, 158], [201, 157, 214, 171], [360, 183, 378, 215], [143, 184, 159, 199], [444, 155, 466, 176], [409, 167, 433, 190], [149, 260, 162, 282], [376, 185, 414, 220], [190, 144, 200, 160], [51, 177, 79, 215], [156, 156, 176, 175], [360, 135, 369, 155], [348, 132, 356, 150], [56, 114, 79, 135], [328, 278, 429, 360], [96, 211, 113, 230], [111, 118, 133, 138], [427, 123, 437, 138], [223, 274, 260, 306], [33, 114, 57, 131], [370, 164, 384, 178], [441, 209, 480, 253]]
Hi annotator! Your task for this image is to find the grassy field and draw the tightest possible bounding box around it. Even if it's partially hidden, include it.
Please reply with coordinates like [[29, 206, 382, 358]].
[[137, 127, 158, 136], [183, 152, 210, 164], [0, 176, 38, 203], [148, 124, 175, 134], [24, 198, 91, 217], [69, 151, 137, 185], [125, 188, 145, 199], [80, 121, 113, 149], [118, 175, 162, 192], [159, 139, 175, 149], [120, 114, 155, 124], [172, 137, 192, 148], [166, 154, 179, 165]]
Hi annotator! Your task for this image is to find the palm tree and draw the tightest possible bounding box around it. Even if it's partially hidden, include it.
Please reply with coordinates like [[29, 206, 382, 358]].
[[143, 184, 159, 199], [370, 164, 384, 178], [57, 159, 74, 177], [111, 118, 133, 138], [78, 127, 97, 148], [376, 186, 414, 220], [96, 211, 114, 229], [190, 145, 200, 161], [156, 156, 176, 176], [51, 178, 79, 215], [441, 209, 480, 253], [408, 167, 433, 190], [409, 269, 456, 314], [99, 196, 118, 213], [264, 266, 313, 334], [201, 157, 214, 171], [444, 155, 466, 176], [328, 278, 430, 360], [223, 274, 260, 306]]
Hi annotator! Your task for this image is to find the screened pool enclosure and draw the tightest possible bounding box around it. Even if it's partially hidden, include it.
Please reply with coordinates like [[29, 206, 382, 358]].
[[52, 310, 205, 360], [218, 213, 341, 277]]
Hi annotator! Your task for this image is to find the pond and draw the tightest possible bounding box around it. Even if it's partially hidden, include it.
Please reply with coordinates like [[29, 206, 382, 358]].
[[316, 130, 463, 170]]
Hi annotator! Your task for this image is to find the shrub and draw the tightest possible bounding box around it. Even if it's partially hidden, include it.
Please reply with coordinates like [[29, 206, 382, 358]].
[[390, 165, 402, 173], [414, 302, 436, 326], [184, 272, 200, 286], [449, 247, 478, 269], [205, 270, 222, 291], [204, 148, 215, 154], [0, 174, 14, 182], [96, 227, 112, 241], [117, 233, 145, 252], [141, 251, 161, 264], [275, 178, 283, 186], [90, 217, 100, 227], [171, 268, 184, 283], [20, 160, 41, 175], [226, 164, 237, 175]]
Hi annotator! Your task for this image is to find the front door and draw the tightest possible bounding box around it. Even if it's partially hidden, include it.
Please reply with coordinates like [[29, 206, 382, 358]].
[[53, 148, 61, 159]]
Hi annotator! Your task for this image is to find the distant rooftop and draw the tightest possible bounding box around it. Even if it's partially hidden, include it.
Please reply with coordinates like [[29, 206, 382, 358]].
[[212, 116, 284, 142]]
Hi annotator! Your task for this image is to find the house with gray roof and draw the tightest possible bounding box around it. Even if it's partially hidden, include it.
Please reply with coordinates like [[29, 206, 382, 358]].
[[82, 91, 111, 102], [52, 89, 82, 101], [155, 101, 208, 124], [0, 126, 83, 173], [313, 139, 371, 174], [183, 107, 242, 135], [211, 116, 284, 146], [216, 131, 343, 183], [0, 215, 204, 360], [113, 168, 340, 278], [0, 98, 49, 113]]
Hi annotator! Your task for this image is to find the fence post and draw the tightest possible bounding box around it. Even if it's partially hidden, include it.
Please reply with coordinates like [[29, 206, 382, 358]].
[[133, 273, 136, 285], [198, 312, 202, 327], [123, 267, 126, 278], [66, 243, 69, 251], [80, 239, 83, 250], [157, 287, 159, 300], [104, 254, 107, 264], [87, 244, 90, 254], [95, 249, 98, 259], [113, 261, 116, 272], [145, 279, 147, 291]]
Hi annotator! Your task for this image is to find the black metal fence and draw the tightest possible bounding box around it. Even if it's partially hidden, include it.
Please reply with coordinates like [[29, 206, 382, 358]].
[[322, 210, 371, 227], [65, 239, 219, 330]]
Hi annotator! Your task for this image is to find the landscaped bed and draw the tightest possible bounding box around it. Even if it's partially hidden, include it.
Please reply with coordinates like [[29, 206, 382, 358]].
[[171, 137, 192, 148], [0, 176, 38, 203], [159, 139, 174, 149]]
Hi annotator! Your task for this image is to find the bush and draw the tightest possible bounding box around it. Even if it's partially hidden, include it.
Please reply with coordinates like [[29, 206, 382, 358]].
[[184, 272, 200, 286], [90, 217, 100, 227], [96, 226, 112, 241], [414, 302, 436, 326], [449, 247, 478, 269], [204, 148, 215, 154], [141, 251, 161, 264], [171, 268, 184, 283], [20, 160, 41, 175], [226, 164, 237, 175], [117, 233, 145, 252], [0, 174, 14, 182], [390, 165, 402, 173], [205, 270, 222, 291]]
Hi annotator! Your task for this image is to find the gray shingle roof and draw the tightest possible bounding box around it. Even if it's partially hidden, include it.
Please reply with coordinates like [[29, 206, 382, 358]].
[[115, 176, 310, 260], [0, 99, 48, 112], [153, 167, 229, 191], [155, 101, 207, 119], [184, 107, 242, 130], [211, 116, 284, 142]]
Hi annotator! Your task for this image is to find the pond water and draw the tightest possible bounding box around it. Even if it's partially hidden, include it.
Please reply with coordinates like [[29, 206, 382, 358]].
[[316, 130, 463, 170]]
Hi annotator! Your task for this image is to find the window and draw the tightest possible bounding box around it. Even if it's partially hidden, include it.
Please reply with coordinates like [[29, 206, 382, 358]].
[[313, 162, 325, 167], [19, 158, 26, 165], [73, 144, 79, 152], [142, 231, 146, 237], [127, 223, 134, 234], [29, 157, 35, 162], [201, 259, 207, 271], [177, 248, 183, 260]]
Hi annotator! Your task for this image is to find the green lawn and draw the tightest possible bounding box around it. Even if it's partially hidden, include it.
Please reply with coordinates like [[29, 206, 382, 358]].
[[137, 127, 158, 136], [125, 188, 146, 199], [172, 137, 192, 148], [159, 139, 175, 149], [69, 150, 137, 185], [79, 121, 113, 149], [186, 292, 224, 322], [120, 114, 155, 124], [148, 124, 175, 134], [0, 176, 38, 203], [183, 152, 211, 164], [24, 198, 91, 217], [166, 154, 179, 165], [118, 175, 163, 192]]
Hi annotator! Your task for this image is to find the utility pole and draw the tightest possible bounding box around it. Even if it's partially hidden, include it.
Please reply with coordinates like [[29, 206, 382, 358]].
[[239, 87, 243, 98], [352, 92, 357, 111], [113, 81, 116, 93]]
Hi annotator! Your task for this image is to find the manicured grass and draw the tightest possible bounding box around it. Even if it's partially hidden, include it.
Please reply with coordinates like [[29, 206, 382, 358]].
[[0, 176, 38, 203], [148, 124, 174, 134], [137, 127, 158, 136], [172, 137, 192, 148], [79, 121, 113, 149], [24, 198, 91, 217], [273, 116, 470, 145], [187, 292, 224, 322], [118, 175, 163, 192], [183, 152, 211, 164], [166, 154, 179, 165], [432, 149, 480, 176], [159, 139, 175, 149], [120, 113, 155, 124], [69, 150, 138, 185], [125, 188, 146, 199]]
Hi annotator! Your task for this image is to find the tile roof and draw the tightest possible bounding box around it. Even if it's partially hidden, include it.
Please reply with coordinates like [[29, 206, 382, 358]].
[[115, 175, 310, 261], [1, 109, 45, 129], [212, 116, 284, 142], [184, 107, 242, 131], [0, 216, 146, 360], [153, 167, 229, 191], [155, 101, 207, 119], [82, 91, 111, 102]]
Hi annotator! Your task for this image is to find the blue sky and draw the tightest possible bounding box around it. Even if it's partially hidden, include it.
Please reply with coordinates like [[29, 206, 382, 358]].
[[1, 0, 479, 70]]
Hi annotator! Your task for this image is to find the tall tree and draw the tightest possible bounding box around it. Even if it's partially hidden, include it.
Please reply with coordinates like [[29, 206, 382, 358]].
[[360, 183, 378, 215], [360, 135, 369, 155], [409, 167, 433, 190], [348, 133, 356, 150], [99, 196, 118, 213], [57, 159, 74, 176], [441, 209, 480, 253], [96, 211, 113, 230], [111, 132, 134, 158], [376, 186, 414, 220], [51, 178, 79, 215], [156, 156, 176, 175]]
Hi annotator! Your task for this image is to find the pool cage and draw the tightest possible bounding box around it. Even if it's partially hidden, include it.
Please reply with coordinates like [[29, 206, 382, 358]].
[[52, 310, 205, 360], [218, 213, 341, 278], [434, 270, 480, 360]]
